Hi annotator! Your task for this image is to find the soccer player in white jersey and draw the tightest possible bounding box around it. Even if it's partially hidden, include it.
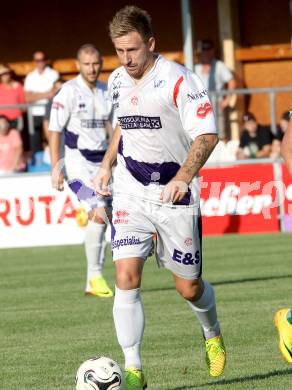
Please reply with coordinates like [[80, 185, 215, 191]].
[[94, 6, 226, 388], [49, 44, 113, 298]]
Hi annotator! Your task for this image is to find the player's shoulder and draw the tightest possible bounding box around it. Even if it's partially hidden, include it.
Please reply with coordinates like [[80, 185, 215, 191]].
[[52, 77, 77, 101], [158, 56, 194, 85], [108, 66, 125, 88]]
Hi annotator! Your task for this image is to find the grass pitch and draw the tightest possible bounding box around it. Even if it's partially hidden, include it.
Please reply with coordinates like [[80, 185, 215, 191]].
[[1, 233, 292, 389]]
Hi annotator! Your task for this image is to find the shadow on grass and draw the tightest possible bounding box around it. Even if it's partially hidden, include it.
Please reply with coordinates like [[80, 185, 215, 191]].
[[171, 367, 292, 390], [144, 274, 292, 293]]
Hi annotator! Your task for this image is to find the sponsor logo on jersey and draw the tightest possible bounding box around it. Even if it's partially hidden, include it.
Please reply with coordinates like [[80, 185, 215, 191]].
[[196, 102, 212, 118], [112, 235, 141, 250], [154, 79, 166, 88], [114, 210, 129, 224], [119, 116, 162, 130], [131, 96, 138, 105], [81, 119, 106, 128], [52, 101, 64, 110], [172, 249, 200, 265], [184, 237, 193, 246], [187, 89, 208, 102]]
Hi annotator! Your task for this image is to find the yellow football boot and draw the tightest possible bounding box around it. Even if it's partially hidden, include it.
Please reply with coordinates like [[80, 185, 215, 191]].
[[205, 335, 226, 377], [274, 308, 292, 363]]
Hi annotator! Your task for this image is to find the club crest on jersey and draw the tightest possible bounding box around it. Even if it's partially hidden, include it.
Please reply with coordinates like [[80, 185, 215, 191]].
[[184, 237, 193, 246], [131, 96, 138, 105], [154, 79, 166, 88], [196, 102, 212, 118]]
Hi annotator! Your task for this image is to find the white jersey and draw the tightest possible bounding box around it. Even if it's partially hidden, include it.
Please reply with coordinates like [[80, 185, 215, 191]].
[[49, 75, 112, 163], [108, 55, 217, 206]]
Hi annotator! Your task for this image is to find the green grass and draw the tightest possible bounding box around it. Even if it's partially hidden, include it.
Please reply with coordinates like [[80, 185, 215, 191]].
[[1, 233, 292, 389]]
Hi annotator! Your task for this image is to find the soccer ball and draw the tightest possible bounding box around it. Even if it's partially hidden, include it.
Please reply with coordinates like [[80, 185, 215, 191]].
[[75, 207, 88, 227], [75, 356, 123, 390]]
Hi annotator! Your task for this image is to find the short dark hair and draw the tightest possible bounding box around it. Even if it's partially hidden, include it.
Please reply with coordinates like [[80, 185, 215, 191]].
[[109, 5, 153, 42], [76, 44, 100, 60], [201, 39, 214, 51], [281, 111, 290, 121], [243, 112, 256, 122]]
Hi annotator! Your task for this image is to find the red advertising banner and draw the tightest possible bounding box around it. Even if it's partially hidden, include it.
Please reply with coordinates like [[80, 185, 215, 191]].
[[200, 164, 280, 235]]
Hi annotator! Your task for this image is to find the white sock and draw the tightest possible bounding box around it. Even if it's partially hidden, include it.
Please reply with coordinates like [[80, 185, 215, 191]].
[[84, 220, 106, 290], [113, 286, 144, 369], [187, 280, 220, 340]]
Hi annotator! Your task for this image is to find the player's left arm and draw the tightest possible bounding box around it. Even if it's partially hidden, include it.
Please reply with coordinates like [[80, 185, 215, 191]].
[[161, 134, 218, 203], [281, 116, 292, 175], [161, 69, 218, 203], [105, 119, 114, 141]]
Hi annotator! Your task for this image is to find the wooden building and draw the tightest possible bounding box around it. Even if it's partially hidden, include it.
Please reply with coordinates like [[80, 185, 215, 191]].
[[1, 0, 292, 130]]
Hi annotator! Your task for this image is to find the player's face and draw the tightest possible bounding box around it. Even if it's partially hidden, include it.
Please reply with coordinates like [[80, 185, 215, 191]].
[[77, 52, 102, 87], [244, 120, 257, 134], [113, 31, 155, 80]]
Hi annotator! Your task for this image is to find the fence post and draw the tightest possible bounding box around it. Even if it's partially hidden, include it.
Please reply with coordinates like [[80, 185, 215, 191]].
[[269, 92, 277, 135], [273, 160, 286, 232]]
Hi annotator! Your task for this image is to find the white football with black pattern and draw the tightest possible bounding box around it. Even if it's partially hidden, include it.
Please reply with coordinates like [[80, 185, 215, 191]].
[[76, 356, 123, 390]]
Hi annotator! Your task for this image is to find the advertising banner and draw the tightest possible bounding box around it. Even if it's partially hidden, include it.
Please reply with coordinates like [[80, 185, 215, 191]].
[[200, 164, 280, 235], [0, 174, 84, 248]]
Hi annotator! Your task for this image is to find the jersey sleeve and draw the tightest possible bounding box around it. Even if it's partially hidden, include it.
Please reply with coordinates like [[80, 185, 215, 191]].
[[173, 70, 217, 140], [48, 85, 71, 132]]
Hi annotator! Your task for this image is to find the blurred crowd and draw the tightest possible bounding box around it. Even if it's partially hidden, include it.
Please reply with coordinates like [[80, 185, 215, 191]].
[[0, 51, 63, 176], [0, 45, 290, 176]]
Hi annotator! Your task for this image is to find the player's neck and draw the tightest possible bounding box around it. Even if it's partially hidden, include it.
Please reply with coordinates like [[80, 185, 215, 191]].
[[132, 53, 158, 84]]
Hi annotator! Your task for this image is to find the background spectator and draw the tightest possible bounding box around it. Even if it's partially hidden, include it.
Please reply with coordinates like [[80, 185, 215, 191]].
[[194, 39, 236, 137], [236, 112, 273, 159], [0, 115, 23, 175], [0, 63, 25, 130], [270, 111, 290, 159], [24, 51, 59, 154]]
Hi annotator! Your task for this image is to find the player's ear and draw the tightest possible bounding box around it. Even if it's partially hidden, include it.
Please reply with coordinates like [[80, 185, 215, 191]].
[[75, 60, 80, 72], [148, 37, 155, 52]]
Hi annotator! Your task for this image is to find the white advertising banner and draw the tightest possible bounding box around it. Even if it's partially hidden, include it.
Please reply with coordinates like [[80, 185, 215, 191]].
[[0, 173, 85, 248]]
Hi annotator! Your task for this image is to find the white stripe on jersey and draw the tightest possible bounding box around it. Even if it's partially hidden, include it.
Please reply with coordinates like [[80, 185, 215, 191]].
[[108, 55, 217, 206]]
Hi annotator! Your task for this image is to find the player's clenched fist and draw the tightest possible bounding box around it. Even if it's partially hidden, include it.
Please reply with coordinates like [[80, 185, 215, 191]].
[[92, 166, 112, 197]]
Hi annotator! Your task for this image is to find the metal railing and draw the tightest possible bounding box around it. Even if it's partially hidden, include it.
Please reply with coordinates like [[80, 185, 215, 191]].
[[209, 85, 292, 136], [1, 84, 292, 136]]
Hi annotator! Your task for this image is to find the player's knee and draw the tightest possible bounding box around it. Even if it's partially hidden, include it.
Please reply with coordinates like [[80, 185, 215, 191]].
[[88, 209, 106, 224], [176, 280, 203, 301], [115, 267, 141, 290]]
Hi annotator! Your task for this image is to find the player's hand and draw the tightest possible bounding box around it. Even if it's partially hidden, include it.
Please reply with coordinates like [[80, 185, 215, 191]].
[[51, 169, 65, 191], [160, 178, 188, 204], [93, 167, 112, 197]]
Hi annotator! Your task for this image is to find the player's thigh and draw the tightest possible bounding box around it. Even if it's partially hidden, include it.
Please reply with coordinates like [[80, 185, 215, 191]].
[[111, 197, 155, 263], [155, 206, 202, 280]]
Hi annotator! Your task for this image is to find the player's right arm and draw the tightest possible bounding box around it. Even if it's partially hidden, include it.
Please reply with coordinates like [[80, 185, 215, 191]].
[[48, 85, 71, 191], [281, 116, 292, 176], [93, 124, 121, 196]]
